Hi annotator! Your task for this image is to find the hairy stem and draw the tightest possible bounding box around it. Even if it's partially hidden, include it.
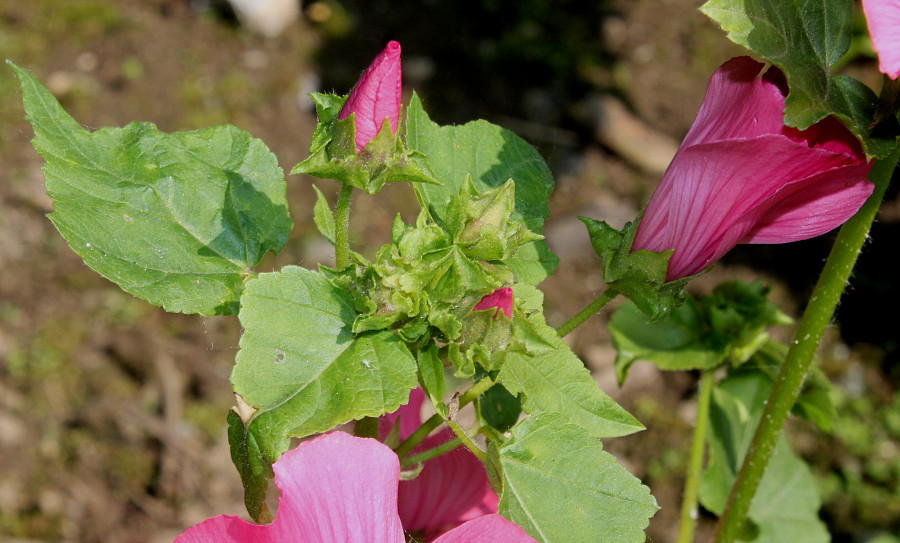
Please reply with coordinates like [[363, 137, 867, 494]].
[[556, 288, 619, 338], [677, 370, 715, 543], [446, 420, 486, 462], [334, 183, 354, 268], [714, 142, 900, 542]]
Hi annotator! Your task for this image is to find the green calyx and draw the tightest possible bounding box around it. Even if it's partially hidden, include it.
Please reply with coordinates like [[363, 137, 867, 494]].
[[291, 92, 440, 194], [448, 178, 544, 262]]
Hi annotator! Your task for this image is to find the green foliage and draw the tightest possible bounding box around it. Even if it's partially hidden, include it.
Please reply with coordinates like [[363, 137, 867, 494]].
[[11, 62, 292, 316], [405, 93, 557, 285], [700, 0, 895, 157], [580, 218, 691, 320], [495, 414, 659, 542], [699, 371, 829, 543], [609, 280, 791, 383], [228, 266, 417, 519], [292, 92, 440, 194], [499, 311, 645, 438]]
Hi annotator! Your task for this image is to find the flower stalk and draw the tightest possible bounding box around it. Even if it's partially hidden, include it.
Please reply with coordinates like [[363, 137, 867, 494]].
[[334, 183, 354, 268], [556, 288, 619, 338], [677, 370, 715, 543], [714, 140, 900, 542]]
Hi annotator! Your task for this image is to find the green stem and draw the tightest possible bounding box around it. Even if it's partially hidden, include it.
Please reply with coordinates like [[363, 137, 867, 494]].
[[556, 288, 619, 337], [392, 378, 494, 458], [400, 437, 462, 467], [334, 183, 354, 269], [393, 413, 443, 458], [677, 370, 715, 543], [447, 419, 487, 462], [714, 141, 900, 543]]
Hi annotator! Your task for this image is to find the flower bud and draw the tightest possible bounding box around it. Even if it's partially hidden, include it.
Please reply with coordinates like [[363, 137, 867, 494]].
[[338, 40, 402, 152]]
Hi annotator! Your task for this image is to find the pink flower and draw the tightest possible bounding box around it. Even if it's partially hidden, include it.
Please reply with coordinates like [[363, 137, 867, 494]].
[[175, 432, 533, 543], [631, 57, 873, 281], [380, 388, 499, 539], [473, 287, 513, 319], [338, 40, 403, 152], [863, 0, 900, 79]]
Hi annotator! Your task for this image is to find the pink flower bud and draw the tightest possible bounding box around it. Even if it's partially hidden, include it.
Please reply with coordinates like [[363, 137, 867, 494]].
[[631, 57, 873, 281], [863, 0, 900, 80], [473, 287, 514, 319], [338, 40, 403, 152]]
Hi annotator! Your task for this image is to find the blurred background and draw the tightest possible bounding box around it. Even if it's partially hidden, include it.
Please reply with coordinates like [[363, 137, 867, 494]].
[[0, 1, 896, 541]]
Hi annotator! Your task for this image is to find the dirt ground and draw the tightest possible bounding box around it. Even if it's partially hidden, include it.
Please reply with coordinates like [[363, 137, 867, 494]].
[[0, 1, 897, 542]]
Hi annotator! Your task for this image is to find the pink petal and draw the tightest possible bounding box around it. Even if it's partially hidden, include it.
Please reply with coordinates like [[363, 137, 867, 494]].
[[743, 162, 873, 243], [175, 433, 405, 543], [338, 41, 403, 151], [397, 429, 499, 536], [634, 135, 866, 280], [473, 287, 514, 319], [863, 0, 900, 79], [680, 57, 786, 148], [431, 514, 537, 543]]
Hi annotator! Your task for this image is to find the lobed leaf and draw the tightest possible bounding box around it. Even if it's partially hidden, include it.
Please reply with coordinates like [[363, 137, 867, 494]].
[[11, 63, 291, 315], [700, 0, 895, 157]]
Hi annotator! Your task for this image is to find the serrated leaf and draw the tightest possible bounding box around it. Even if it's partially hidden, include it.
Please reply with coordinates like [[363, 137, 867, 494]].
[[609, 300, 725, 384], [405, 93, 557, 284], [496, 414, 658, 542], [498, 312, 644, 438], [229, 266, 417, 518], [700, 0, 894, 157], [699, 372, 829, 543], [11, 63, 291, 316]]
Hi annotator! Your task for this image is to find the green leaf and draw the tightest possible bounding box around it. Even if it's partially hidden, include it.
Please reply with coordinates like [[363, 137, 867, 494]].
[[700, 0, 894, 157], [498, 312, 644, 438], [496, 414, 658, 542], [609, 299, 725, 384], [311, 185, 335, 244], [580, 217, 691, 320], [416, 343, 448, 418], [11, 63, 291, 316], [609, 280, 793, 383], [229, 266, 417, 518], [699, 372, 829, 543], [405, 93, 557, 284]]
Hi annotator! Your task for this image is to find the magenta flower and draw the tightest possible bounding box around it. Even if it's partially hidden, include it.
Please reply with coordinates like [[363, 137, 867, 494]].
[[338, 40, 403, 152], [863, 0, 900, 79], [631, 57, 873, 281], [175, 431, 533, 543], [380, 388, 499, 539], [473, 287, 514, 319]]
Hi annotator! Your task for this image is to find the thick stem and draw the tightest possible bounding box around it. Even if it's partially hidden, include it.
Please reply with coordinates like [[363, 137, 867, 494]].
[[334, 183, 354, 269], [677, 370, 715, 543], [556, 288, 619, 338], [714, 142, 900, 542], [400, 437, 462, 467]]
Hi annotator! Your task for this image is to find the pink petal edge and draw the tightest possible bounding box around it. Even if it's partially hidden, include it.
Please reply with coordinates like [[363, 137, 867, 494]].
[[431, 514, 537, 543], [863, 0, 900, 79]]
